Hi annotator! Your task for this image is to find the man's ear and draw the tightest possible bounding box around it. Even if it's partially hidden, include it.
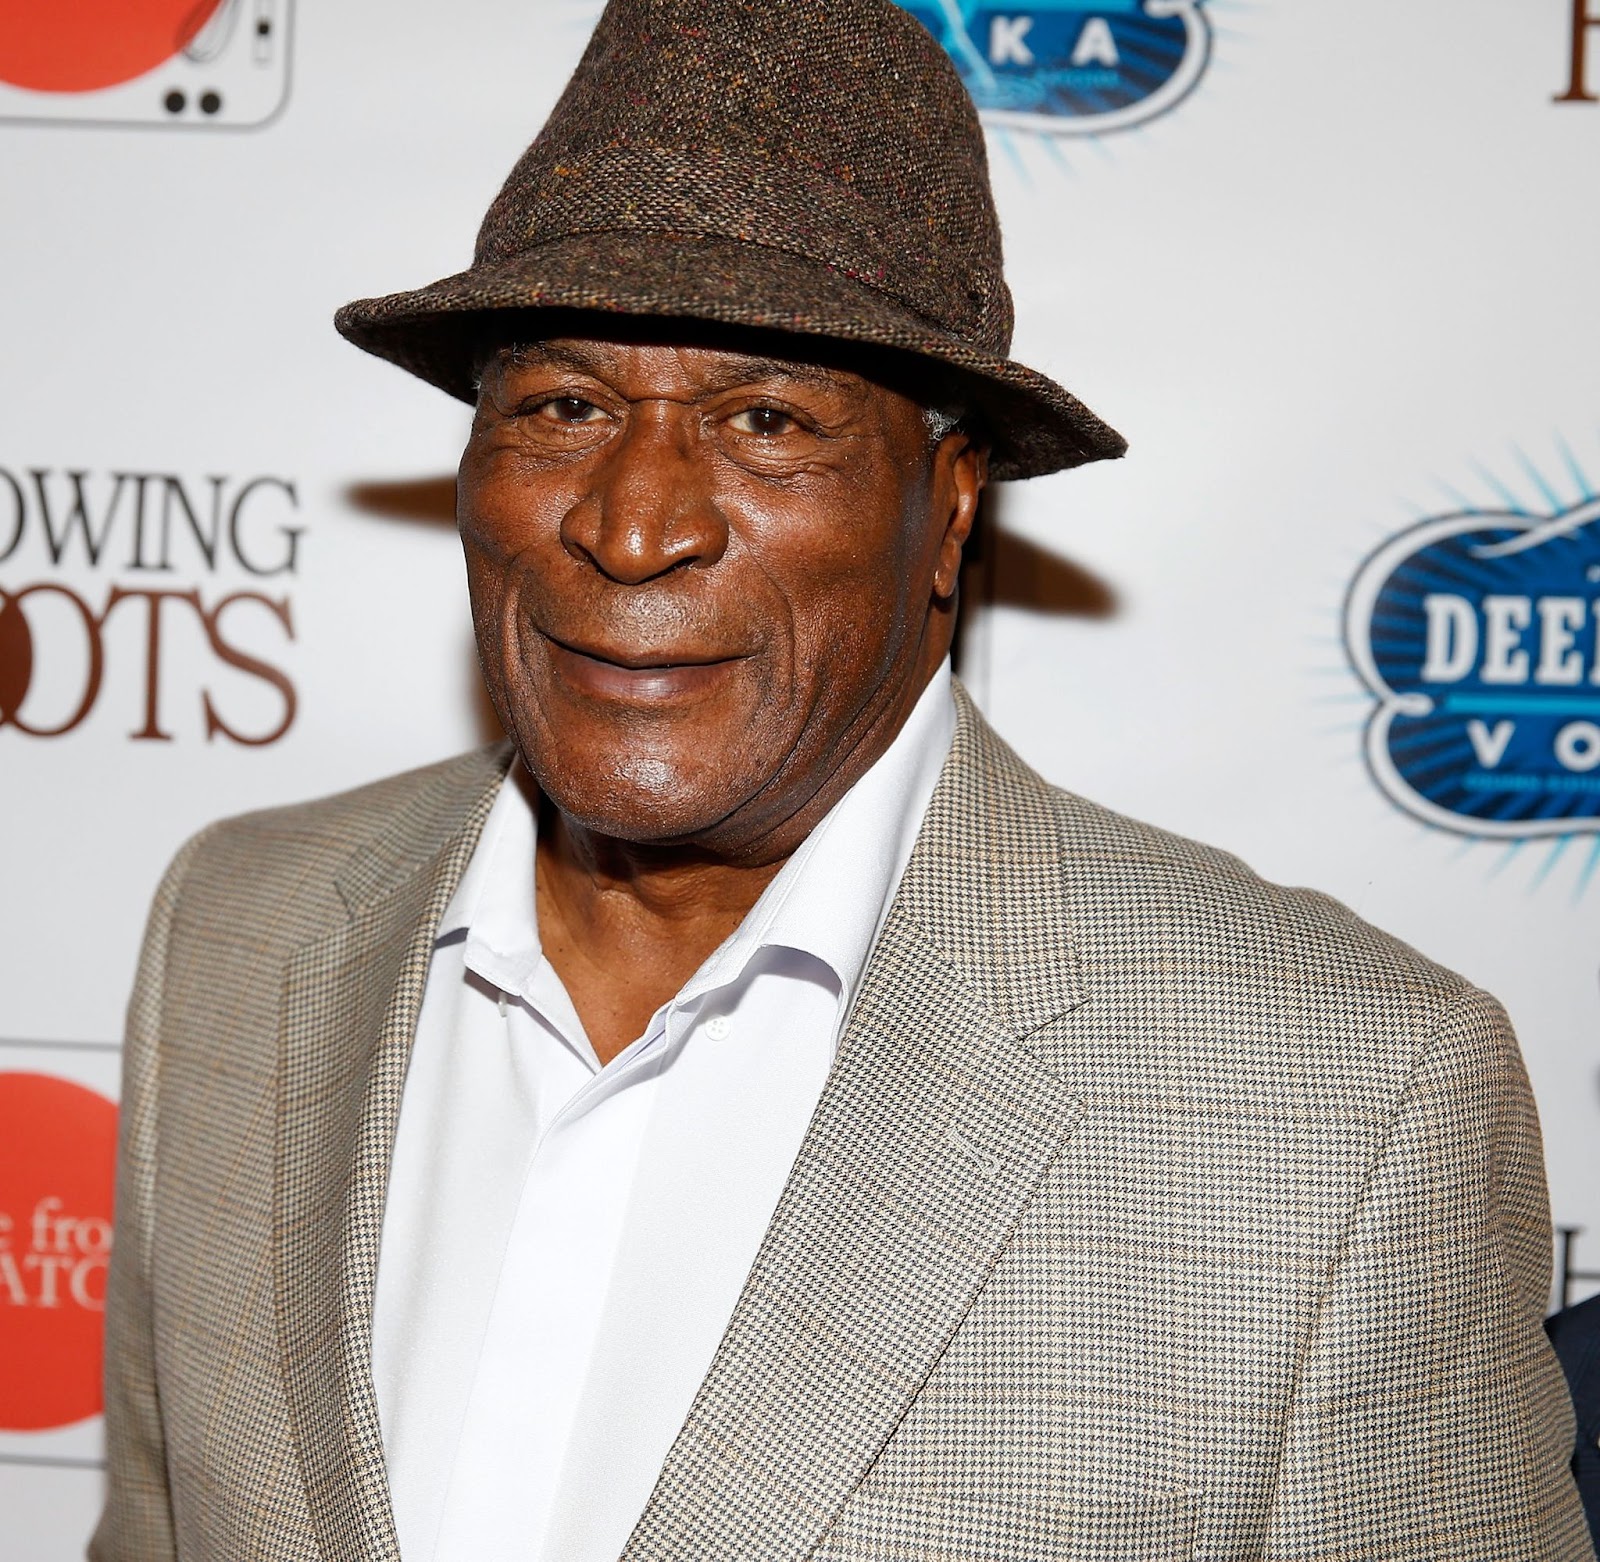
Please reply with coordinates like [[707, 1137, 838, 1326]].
[[931, 433, 988, 601]]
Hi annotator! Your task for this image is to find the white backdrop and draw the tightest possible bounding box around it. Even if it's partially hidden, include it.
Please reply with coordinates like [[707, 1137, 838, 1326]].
[[3, 2, 1597, 1555]]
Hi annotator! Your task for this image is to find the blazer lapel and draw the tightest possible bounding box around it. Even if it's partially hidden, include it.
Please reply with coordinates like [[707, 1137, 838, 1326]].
[[623, 686, 1090, 1562], [273, 751, 506, 1562]]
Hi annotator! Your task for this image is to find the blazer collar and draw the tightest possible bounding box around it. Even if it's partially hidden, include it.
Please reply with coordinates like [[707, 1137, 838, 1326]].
[[896, 679, 1085, 1040], [619, 682, 1090, 1561], [273, 745, 510, 1562]]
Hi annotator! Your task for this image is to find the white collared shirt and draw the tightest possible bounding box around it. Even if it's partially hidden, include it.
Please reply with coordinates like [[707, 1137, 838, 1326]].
[[371, 664, 955, 1562]]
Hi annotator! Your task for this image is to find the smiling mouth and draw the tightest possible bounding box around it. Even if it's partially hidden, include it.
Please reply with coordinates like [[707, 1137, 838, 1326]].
[[542, 631, 738, 671], [541, 632, 745, 701]]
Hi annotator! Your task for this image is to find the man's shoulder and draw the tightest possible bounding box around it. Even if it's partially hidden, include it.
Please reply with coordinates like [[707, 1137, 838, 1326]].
[[200, 742, 511, 851], [948, 696, 1459, 1006], [941, 705, 1493, 1102], [165, 743, 512, 934], [1013, 766, 1511, 1113], [1047, 778, 1457, 994]]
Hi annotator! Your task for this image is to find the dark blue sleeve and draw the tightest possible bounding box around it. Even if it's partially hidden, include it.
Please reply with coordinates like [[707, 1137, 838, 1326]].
[[1547, 1293, 1600, 1560]]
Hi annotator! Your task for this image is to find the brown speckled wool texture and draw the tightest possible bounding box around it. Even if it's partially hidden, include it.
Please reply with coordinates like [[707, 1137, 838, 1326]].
[[333, 0, 1126, 480]]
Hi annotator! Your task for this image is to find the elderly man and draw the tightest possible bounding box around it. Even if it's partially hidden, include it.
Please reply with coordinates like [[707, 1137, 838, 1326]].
[[92, 0, 1589, 1559]]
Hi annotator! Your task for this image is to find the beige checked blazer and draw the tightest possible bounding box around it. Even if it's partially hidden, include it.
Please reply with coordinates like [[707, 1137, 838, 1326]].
[[92, 687, 1591, 1561]]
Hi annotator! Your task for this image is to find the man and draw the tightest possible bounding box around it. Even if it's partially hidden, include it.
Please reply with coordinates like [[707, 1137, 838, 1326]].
[[93, 0, 1590, 1557]]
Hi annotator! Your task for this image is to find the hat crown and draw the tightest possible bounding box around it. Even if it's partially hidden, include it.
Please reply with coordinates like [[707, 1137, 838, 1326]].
[[474, 0, 1014, 351]]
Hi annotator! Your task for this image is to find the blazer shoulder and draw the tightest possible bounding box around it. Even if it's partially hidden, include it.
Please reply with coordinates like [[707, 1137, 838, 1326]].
[[1042, 776, 1466, 1001], [162, 743, 512, 943], [1013, 776, 1525, 1130], [942, 691, 1475, 1034], [204, 741, 510, 849]]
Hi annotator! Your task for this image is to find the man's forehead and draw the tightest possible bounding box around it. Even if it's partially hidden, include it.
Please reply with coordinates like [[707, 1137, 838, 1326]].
[[490, 335, 869, 396]]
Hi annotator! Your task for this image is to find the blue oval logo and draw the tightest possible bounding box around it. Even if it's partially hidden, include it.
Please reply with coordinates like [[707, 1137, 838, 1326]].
[[1345, 495, 1600, 838], [897, 0, 1211, 134]]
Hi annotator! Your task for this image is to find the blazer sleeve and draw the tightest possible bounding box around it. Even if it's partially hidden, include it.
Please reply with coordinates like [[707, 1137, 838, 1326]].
[[1262, 984, 1593, 1560], [89, 832, 210, 1562]]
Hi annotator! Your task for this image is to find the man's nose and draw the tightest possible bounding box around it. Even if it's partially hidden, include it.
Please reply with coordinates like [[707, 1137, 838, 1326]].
[[560, 405, 729, 584]]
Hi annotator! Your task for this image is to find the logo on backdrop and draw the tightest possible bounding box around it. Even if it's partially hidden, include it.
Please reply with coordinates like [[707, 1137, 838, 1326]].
[[0, 1073, 116, 1433], [895, 0, 1211, 134], [0, 465, 301, 744], [1556, 0, 1600, 102], [1345, 489, 1600, 839], [0, 0, 293, 130]]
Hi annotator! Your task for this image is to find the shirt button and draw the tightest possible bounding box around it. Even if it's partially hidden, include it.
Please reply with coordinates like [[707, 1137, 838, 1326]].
[[704, 1016, 732, 1041]]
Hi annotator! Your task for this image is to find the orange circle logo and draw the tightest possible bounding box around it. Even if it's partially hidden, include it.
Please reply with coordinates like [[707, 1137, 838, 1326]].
[[0, 1072, 118, 1432], [0, 2, 225, 94]]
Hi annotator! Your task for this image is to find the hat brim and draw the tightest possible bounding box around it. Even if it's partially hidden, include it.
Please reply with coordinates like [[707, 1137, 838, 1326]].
[[334, 231, 1124, 481]]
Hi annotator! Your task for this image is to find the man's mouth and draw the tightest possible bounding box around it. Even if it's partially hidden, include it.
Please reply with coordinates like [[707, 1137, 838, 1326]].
[[543, 632, 733, 671], [539, 632, 745, 702]]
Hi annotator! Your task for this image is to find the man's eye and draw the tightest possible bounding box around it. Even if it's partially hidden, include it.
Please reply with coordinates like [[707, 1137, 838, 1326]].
[[729, 406, 796, 437], [535, 396, 603, 423]]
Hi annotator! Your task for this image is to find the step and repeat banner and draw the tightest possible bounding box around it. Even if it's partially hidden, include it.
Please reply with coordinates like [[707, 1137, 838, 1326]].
[[2, 2, 1597, 1555]]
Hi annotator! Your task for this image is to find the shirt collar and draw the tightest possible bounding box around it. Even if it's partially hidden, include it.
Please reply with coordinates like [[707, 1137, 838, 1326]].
[[437, 760, 541, 1001], [676, 661, 954, 1014], [441, 661, 956, 1021]]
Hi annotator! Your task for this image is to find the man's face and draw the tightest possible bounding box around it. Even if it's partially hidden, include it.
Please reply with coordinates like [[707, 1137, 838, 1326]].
[[458, 331, 983, 858]]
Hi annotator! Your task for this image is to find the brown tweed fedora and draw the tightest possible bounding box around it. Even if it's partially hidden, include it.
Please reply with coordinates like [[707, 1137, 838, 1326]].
[[334, 0, 1125, 480]]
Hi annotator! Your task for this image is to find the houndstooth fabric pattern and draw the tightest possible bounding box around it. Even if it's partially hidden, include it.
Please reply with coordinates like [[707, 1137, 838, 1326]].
[[92, 686, 1590, 1560]]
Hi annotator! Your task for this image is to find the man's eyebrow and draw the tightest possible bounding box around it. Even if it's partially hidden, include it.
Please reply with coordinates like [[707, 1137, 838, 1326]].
[[499, 340, 857, 394]]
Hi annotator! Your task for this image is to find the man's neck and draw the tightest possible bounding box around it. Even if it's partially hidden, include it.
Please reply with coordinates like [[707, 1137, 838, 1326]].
[[533, 812, 786, 1065]]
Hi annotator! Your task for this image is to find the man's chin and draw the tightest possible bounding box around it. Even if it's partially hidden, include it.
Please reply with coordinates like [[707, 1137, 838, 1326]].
[[527, 756, 762, 852]]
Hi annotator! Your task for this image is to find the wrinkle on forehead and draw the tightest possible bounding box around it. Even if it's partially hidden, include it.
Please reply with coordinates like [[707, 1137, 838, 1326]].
[[496, 337, 869, 399]]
